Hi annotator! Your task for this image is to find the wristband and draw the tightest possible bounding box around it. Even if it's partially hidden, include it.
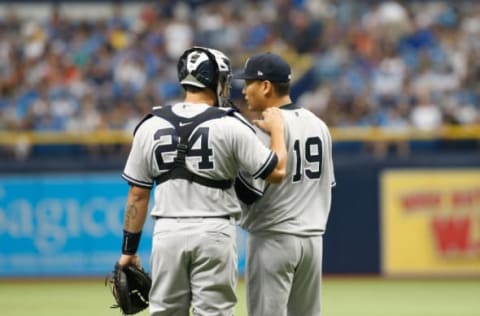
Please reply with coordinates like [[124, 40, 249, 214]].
[[122, 230, 142, 255]]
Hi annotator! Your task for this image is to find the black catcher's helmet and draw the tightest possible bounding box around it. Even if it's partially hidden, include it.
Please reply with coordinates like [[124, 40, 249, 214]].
[[177, 46, 232, 107]]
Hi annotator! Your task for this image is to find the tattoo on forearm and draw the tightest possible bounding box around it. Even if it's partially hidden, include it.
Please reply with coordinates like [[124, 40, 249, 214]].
[[124, 203, 138, 229]]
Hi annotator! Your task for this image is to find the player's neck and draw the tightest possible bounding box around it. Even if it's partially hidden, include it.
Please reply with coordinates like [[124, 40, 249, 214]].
[[268, 95, 292, 108], [184, 91, 216, 106]]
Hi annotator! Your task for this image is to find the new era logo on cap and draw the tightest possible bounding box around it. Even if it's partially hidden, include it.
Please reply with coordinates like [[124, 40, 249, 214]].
[[233, 52, 291, 83]]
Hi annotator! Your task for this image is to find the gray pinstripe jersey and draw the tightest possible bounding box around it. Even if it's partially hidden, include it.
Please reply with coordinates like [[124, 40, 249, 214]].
[[122, 103, 277, 218], [236, 104, 335, 236]]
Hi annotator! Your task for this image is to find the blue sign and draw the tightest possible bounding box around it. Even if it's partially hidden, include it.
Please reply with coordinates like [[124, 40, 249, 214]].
[[0, 173, 247, 277]]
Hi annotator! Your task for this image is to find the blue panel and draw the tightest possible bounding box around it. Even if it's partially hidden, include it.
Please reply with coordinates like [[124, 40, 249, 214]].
[[0, 172, 248, 277], [323, 163, 381, 274], [0, 173, 152, 277]]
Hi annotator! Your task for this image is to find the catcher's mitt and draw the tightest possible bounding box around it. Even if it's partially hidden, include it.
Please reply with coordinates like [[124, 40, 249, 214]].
[[106, 263, 152, 315]]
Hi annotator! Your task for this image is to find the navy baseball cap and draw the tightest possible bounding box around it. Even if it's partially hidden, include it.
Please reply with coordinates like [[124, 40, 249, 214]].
[[233, 52, 291, 82]]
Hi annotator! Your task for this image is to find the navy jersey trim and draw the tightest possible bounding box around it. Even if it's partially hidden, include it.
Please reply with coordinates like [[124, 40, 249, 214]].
[[234, 174, 263, 205], [122, 173, 153, 188], [230, 110, 256, 133], [253, 152, 278, 179], [133, 113, 154, 136], [280, 103, 300, 110], [238, 173, 263, 195]]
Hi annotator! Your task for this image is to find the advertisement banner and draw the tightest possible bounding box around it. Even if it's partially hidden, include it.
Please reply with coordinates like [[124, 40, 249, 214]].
[[0, 173, 248, 277], [381, 169, 480, 276]]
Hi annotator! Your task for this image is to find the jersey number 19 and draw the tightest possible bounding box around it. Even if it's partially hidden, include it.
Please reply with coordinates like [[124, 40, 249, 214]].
[[292, 137, 322, 182]]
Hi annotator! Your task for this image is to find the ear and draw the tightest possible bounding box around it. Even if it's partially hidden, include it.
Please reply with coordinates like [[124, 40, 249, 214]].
[[261, 80, 273, 97]]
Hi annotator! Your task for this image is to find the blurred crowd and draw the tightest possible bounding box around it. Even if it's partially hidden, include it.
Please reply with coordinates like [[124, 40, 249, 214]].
[[0, 0, 479, 159]]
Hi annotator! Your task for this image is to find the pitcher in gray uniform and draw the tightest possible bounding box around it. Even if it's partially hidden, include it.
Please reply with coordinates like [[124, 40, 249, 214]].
[[115, 47, 287, 316], [233, 52, 336, 316]]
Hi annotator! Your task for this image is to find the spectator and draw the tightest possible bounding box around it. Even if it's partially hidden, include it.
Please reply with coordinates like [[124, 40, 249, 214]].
[[410, 90, 443, 131], [0, 0, 478, 161]]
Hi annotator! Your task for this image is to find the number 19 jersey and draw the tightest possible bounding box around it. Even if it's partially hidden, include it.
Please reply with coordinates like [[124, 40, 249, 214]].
[[236, 104, 335, 236]]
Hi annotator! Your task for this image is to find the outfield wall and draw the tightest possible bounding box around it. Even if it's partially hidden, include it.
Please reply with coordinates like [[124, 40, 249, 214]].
[[324, 153, 480, 276], [0, 173, 149, 276], [0, 153, 479, 277], [0, 171, 247, 277]]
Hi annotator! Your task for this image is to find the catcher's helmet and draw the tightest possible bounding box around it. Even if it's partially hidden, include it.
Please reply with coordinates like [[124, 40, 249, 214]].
[[177, 46, 232, 107]]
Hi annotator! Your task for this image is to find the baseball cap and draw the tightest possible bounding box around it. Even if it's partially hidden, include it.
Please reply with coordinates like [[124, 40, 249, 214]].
[[233, 52, 291, 82]]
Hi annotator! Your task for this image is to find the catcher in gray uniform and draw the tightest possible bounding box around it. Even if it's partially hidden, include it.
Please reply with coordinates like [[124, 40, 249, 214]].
[[116, 47, 288, 316], [233, 53, 336, 316]]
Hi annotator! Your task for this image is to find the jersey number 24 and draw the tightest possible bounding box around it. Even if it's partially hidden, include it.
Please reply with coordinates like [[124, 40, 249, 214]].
[[153, 127, 213, 170]]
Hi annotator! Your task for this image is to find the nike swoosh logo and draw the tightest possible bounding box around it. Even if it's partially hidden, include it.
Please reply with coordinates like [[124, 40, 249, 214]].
[[179, 121, 192, 127]]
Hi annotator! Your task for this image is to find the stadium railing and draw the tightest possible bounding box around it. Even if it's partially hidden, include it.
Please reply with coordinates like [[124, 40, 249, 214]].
[[0, 125, 479, 145]]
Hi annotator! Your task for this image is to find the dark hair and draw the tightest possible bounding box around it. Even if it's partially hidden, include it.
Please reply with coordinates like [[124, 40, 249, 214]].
[[272, 81, 290, 96]]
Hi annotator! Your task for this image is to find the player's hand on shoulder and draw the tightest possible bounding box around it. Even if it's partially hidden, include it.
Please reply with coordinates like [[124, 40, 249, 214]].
[[253, 107, 284, 134]]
